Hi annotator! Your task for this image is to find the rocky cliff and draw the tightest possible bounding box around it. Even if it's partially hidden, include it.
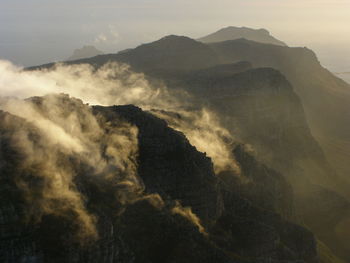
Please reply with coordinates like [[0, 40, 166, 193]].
[[209, 38, 350, 191], [0, 94, 319, 262]]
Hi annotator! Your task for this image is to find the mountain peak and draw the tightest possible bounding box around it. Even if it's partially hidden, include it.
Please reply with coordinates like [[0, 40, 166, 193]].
[[119, 35, 219, 71], [152, 35, 205, 47], [198, 26, 286, 46]]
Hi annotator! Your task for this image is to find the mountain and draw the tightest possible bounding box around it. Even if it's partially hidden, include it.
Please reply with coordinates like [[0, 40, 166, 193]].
[[50, 36, 341, 193], [31, 35, 219, 73], [0, 94, 320, 262], [26, 33, 350, 262], [198, 26, 287, 46], [67, 45, 104, 61], [152, 62, 350, 261], [207, 38, 350, 195]]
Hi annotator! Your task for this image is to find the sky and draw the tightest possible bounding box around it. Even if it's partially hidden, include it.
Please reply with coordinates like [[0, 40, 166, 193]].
[[1, 0, 350, 71]]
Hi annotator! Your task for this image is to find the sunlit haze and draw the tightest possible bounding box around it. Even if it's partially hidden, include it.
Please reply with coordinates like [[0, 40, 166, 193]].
[[1, 0, 349, 71], [2, 1, 350, 262]]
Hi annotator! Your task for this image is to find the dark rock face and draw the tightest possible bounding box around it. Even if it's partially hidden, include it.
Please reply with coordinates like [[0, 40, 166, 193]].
[[295, 184, 350, 261], [231, 145, 295, 219], [209, 38, 350, 191], [117, 197, 232, 263], [0, 97, 319, 263], [215, 189, 318, 263], [160, 65, 333, 189], [93, 105, 221, 223], [170, 64, 350, 262]]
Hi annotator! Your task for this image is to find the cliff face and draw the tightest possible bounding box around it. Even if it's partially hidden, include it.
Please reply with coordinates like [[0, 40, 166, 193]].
[[209, 38, 350, 191], [0, 95, 318, 263], [161, 64, 350, 261], [93, 105, 221, 223], [157, 65, 335, 190]]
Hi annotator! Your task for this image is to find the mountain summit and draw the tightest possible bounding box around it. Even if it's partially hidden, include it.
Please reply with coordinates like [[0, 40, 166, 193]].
[[198, 26, 286, 46]]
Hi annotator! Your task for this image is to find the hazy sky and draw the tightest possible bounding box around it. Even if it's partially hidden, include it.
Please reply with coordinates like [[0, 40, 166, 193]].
[[1, 0, 349, 71]]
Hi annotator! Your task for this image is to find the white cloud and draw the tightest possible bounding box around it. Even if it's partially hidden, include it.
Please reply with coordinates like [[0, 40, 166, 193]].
[[94, 25, 121, 44]]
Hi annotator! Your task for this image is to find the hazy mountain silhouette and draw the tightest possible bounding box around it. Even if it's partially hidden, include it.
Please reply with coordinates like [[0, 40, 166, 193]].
[[113, 35, 220, 72], [32, 35, 220, 73], [67, 45, 104, 61], [198, 26, 287, 46]]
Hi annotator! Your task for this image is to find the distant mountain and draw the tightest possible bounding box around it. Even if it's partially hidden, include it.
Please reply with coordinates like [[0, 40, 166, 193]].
[[67, 45, 104, 61], [35, 35, 219, 73], [198, 26, 287, 46], [114, 35, 220, 72]]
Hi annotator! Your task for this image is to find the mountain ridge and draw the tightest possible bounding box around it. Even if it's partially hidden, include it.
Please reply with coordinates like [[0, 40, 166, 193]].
[[198, 26, 287, 46], [23, 30, 350, 262]]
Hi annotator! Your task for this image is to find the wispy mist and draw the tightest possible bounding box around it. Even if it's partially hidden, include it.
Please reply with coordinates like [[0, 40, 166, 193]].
[[0, 59, 240, 241], [0, 60, 239, 175]]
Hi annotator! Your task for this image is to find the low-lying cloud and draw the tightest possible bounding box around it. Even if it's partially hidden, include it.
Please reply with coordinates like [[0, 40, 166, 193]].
[[0, 59, 239, 174], [0, 94, 141, 242]]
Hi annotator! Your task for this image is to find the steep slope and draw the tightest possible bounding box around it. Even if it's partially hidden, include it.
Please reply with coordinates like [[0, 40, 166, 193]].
[[158, 64, 350, 262], [200, 68, 336, 185], [198, 26, 286, 46], [209, 39, 350, 189], [144, 62, 339, 194], [93, 105, 220, 223]]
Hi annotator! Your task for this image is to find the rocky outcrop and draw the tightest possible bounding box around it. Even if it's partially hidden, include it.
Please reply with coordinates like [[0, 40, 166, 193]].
[[94, 105, 319, 263], [93, 105, 221, 223], [231, 144, 295, 219], [0, 97, 319, 263]]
